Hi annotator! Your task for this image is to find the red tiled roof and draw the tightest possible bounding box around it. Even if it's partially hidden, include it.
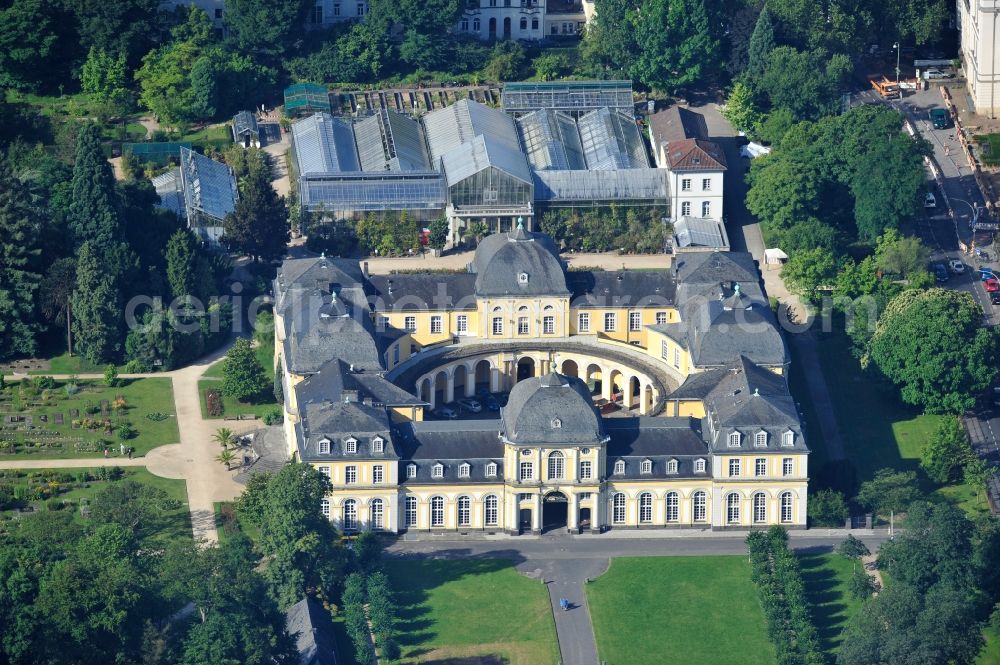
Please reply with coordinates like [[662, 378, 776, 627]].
[[648, 107, 705, 147], [665, 138, 727, 171]]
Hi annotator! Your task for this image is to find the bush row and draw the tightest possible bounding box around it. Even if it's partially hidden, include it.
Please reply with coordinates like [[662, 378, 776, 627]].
[[746, 527, 824, 665]]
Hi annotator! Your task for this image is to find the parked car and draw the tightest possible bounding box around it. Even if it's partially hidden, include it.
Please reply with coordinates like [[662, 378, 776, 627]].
[[456, 397, 482, 413], [992, 292, 1000, 306], [948, 259, 966, 274], [932, 263, 949, 283], [924, 192, 937, 208], [924, 68, 954, 80], [985, 278, 1000, 293], [930, 108, 950, 129], [979, 266, 995, 281], [433, 405, 458, 419]]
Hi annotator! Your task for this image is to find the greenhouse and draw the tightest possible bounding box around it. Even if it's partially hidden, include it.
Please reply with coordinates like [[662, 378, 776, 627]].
[[178, 147, 238, 244], [501, 80, 635, 117], [284, 82, 331, 116], [122, 141, 191, 167]]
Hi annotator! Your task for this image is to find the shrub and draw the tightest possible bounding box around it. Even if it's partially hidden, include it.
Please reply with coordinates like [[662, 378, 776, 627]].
[[849, 565, 877, 599], [123, 358, 149, 373], [33, 376, 57, 390], [205, 389, 224, 417], [261, 408, 283, 426], [145, 412, 169, 422], [837, 534, 871, 559], [64, 380, 80, 396], [46, 498, 63, 511], [116, 422, 136, 441], [808, 489, 849, 527], [103, 365, 120, 388]]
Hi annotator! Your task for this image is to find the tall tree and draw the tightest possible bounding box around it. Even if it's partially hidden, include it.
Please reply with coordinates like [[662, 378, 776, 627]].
[[0, 158, 42, 360], [223, 156, 288, 261], [869, 289, 1000, 413], [68, 0, 162, 68], [221, 338, 269, 402], [757, 47, 852, 121], [69, 124, 121, 250], [0, 0, 75, 92], [855, 468, 920, 520], [238, 464, 348, 609], [586, 0, 642, 74], [745, 5, 775, 81], [71, 241, 123, 364], [165, 229, 212, 303], [630, 0, 721, 91], [224, 0, 312, 58]]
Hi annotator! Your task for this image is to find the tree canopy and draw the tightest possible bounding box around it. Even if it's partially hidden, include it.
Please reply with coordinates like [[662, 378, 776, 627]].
[[868, 288, 1000, 413]]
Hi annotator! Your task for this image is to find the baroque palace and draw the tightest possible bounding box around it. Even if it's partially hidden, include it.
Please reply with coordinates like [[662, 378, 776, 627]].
[[273, 224, 809, 534]]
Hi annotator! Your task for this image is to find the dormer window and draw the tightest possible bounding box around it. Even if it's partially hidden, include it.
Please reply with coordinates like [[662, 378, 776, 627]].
[[486, 462, 497, 477], [318, 438, 331, 454], [694, 458, 706, 473], [641, 459, 652, 474], [728, 432, 742, 448], [754, 431, 767, 448], [518, 272, 529, 284], [432, 463, 444, 478], [406, 463, 417, 478], [459, 463, 471, 478], [667, 459, 678, 474], [613, 460, 625, 475], [345, 437, 357, 454], [551, 418, 562, 429], [372, 437, 384, 453], [782, 431, 794, 447]]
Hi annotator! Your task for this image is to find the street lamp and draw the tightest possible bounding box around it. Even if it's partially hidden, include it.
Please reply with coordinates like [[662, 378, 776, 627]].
[[894, 42, 901, 88]]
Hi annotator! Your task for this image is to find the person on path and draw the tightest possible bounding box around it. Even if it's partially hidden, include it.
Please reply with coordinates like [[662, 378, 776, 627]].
[[127, 447, 133, 460], [103, 448, 108, 458]]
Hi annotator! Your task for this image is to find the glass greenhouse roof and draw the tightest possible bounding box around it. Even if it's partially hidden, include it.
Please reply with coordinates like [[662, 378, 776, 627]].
[[284, 82, 331, 115], [292, 113, 360, 175], [533, 169, 668, 203], [179, 147, 238, 223], [516, 109, 586, 171], [501, 80, 634, 115], [577, 107, 649, 170]]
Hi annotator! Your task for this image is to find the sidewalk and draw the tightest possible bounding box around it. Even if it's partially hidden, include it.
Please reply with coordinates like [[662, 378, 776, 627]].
[[362, 249, 671, 274]]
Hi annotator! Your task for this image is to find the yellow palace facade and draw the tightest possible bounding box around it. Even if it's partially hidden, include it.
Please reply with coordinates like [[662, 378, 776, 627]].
[[272, 225, 808, 534]]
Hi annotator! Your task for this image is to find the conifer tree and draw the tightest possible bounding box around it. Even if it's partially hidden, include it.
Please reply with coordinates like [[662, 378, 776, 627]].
[[745, 6, 775, 82], [222, 153, 288, 261], [0, 159, 42, 359], [69, 123, 121, 250], [72, 241, 123, 364]]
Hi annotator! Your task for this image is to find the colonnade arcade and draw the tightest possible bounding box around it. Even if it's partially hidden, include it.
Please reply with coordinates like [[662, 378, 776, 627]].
[[414, 350, 659, 415]]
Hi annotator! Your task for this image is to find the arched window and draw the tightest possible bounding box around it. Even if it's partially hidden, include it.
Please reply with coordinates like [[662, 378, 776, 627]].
[[780, 492, 793, 523], [752, 493, 766, 524], [613, 459, 625, 475], [640, 459, 652, 474], [754, 431, 767, 448], [693, 491, 707, 522], [665, 492, 679, 522], [612, 492, 626, 524], [666, 459, 678, 474], [694, 459, 706, 473], [520, 16, 527, 29], [343, 499, 358, 531], [459, 462, 471, 478], [728, 432, 741, 447], [320, 498, 330, 518], [782, 431, 795, 447], [548, 451, 564, 480], [457, 496, 471, 526], [405, 496, 417, 527], [473, 17, 480, 31], [431, 496, 445, 527], [407, 463, 417, 479], [370, 498, 384, 530], [485, 495, 499, 526], [726, 493, 741, 525], [639, 493, 653, 523], [486, 462, 497, 478]]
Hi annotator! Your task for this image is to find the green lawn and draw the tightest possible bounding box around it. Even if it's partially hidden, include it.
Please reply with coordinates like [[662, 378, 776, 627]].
[[175, 123, 232, 150], [198, 379, 278, 420], [0, 377, 177, 459], [798, 551, 865, 656], [813, 327, 986, 517], [587, 557, 775, 665], [980, 623, 1000, 664], [0, 466, 191, 545], [385, 558, 560, 665]]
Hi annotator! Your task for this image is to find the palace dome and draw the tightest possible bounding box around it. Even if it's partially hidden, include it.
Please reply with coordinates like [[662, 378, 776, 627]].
[[501, 371, 603, 445], [471, 223, 568, 297]]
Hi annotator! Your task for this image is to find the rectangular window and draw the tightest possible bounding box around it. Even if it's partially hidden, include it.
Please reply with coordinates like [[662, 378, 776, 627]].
[[655, 311, 667, 324], [681, 178, 692, 191], [579, 492, 592, 501], [431, 501, 444, 526], [310, 5, 323, 23], [543, 316, 555, 334], [728, 459, 740, 477], [492, 317, 503, 335], [485, 497, 498, 526], [702, 178, 711, 191], [518, 317, 529, 335], [579, 460, 592, 480], [519, 462, 533, 481], [603, 312, 616, 331], [629, 311, 642, 331], [393, 345, 399, 364], [333, 3, 340, 16], [755, 458, 766, 477], [782, 458, 794, 476], [461, 18, 469, 30], [430, 316, 442, 334], [701, 201, 711, 218], [215, 8, 223, 19], [458, 501, 471, 526], [578, 312, 590, 332], [404, 316, 416, 332], [407, 465, 416, 479], [345, 466, 357, 484], [346, 439, 357, 454], [432, 465, 443, 479], [373, 465, 384, 483], [356, 2, 365, 16], [318, 439, 330, 454], [531, 17, 538, 29], [673, 348, 681, 368], [519, 493, 532, 502], [661, 340, 669, 361], [410, 343, 417, 355], [318, 466, 330, 477], [728, 432, 741, 448], [405, 498, 417, 526], [456, 315, 468, 334], [681, 201, 691, 217]]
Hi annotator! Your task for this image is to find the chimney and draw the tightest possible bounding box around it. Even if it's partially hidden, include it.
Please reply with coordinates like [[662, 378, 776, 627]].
[[388, 279, 394, 295], [363, 261, 369, 278], [342, 390, 359, 403], [363, 397, 374, 407]]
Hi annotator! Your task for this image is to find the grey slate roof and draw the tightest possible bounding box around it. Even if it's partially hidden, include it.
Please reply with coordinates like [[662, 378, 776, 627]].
[[604, 418, 710, 479], [286, 597, 338, 665], [568, 270, 675, 309], [674, 251, 759, 286], [368, 273, 478, 312], [396, 420, 504, 483], [651, 302, 787, 369], [296, 359, 425, 409], [298, 399, 398, 462], [501, 372, 605, 445], [669, 368, 729, 400], [471, 226, 569, 297]]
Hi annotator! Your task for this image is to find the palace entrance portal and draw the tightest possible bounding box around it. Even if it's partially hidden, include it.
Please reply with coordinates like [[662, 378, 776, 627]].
[[542, 491, 568, 533]]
